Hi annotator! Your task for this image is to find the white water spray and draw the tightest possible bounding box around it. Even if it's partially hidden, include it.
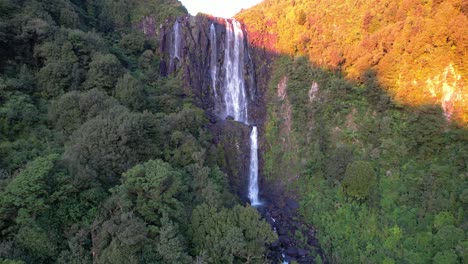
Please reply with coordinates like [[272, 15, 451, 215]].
[[173, 21, 181, 60], [210, 23, 218, 99], [220, 19, 260, 206], [223, 19, 248, 122], [248, 126, 261, 206]]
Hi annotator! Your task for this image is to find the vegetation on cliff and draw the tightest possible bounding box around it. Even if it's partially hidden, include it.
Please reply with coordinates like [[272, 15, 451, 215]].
[[262, 55, 467, 263], [0, 0, 275, 263], [237, 1, 467, 262], [238, 0, 467, 124]]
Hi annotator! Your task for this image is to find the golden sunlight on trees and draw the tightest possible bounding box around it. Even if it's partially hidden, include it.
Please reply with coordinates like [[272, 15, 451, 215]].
[[237, 0, 467, 125]]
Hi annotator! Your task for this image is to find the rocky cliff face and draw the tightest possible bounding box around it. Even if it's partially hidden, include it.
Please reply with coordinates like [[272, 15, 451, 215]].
[[157, 15, 325, 263], [157, 15, 265, 200]]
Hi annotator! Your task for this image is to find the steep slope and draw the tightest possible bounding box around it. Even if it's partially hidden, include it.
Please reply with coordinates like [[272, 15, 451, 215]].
[[238, 0, 467, 124], [236, 0, 468, 263], [0, 1, 277, 263]]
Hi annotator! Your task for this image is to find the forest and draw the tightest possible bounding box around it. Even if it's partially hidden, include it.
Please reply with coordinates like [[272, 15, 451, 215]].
[[1, 0, 467, 263], [261, 55, 467, 263], [238, 0, 467, 124], [0, 0, 275, 263], [237, 1, 467, 262]]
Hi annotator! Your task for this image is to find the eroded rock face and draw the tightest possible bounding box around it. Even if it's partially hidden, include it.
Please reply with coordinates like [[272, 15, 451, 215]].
[[159, 15, 261, 122], [158, 15, 263, 200], [135, 16, 157, 37], [156, 15, 325, 263], [209, 119, 251, 199]]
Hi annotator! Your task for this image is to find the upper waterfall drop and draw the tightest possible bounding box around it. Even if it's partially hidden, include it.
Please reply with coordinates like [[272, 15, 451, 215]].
[[209, 23, 218, 99], [173, 20, 181, 60], [223, 19, 248, 123]]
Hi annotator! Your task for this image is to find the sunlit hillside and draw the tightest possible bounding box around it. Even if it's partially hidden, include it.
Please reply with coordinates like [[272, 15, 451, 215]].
[[237, 0, 467, 125]]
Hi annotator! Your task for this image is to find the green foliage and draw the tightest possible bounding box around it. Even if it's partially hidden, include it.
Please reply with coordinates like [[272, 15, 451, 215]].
[[65, 106, 163, 186], [115, 73, 146, 111], [342, 160, 376, 200], [0, 154, 59, 228], [191, 204, 276, 263], [0, 93, 39, 139], [119, 159, 187, 224], [37, 61, 72, 98], [84, 53, 123, 92], [0, 0, 219, 262], [264, 55, 467, 263], [120, 32, 145, 55], [15, 223, 58, 259]]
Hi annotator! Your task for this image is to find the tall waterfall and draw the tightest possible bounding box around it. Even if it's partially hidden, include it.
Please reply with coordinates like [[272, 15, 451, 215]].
[[223, 19, 248, 123], [210, 24, 218, 99], [173, 21, 181, 60], [219, 19, 260, 206]]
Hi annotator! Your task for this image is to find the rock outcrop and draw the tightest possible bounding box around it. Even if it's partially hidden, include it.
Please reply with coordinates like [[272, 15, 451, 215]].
[[158, 15, 263, 199], [156, 14, 325, 263]]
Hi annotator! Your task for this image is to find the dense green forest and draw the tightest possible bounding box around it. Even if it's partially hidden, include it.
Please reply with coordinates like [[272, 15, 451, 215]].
[[262, 56, 467, 263], [1, 0, 467, 263], [238, 1, 467, 262], [0, 0, 275, 263]]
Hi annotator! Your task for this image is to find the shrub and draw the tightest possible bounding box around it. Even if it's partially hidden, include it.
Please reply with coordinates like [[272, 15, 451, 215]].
[[342, 160, 376, 200]]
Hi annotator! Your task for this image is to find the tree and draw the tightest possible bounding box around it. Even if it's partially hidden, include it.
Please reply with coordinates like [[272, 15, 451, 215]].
[[155, 216, 191, 264], [119, 159, 187, 224], [0, 93, 39, 139], [84, 53, 123, 93], [342, 160, 376, 200], [64, 107, 163, 187], [49, 89, 120, 135], [120, 32, 145, 55], [190, 204, 276, 263], [0, 154, 59, 229], [115, 73, 146, 111], [37, 61, 72, 98]]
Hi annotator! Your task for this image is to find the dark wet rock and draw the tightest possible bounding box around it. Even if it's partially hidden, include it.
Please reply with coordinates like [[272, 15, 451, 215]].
[[158, 15, 261, 125], [286, 247, 299, 257], [277, 227, 287, 236], [209, 119, 251, 199], [279, 235, 290, 245], [271, 240, 281, 249], [298, 249, 309, 257]]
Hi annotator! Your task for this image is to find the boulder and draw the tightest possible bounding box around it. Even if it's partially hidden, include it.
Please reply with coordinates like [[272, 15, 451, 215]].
[[286, 247, 299, 257]]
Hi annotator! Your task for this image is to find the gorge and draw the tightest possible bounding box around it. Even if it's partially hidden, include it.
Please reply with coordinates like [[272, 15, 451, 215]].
[[0, 0, 465, 263], [159, 15, 324, 263]]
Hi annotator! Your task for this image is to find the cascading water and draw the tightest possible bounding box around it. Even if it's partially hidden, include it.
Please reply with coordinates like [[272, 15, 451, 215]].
[[163, 17, 321, 264], [223, 19, 248, 123], [248, 126, 260, 206], [219, 19, 260, 206], [210, 24, 218, 99], [173, 21, 181, 59]]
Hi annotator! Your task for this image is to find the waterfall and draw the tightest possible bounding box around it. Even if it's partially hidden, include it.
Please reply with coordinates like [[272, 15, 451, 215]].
[[248, 126, 260, 206], [210, 24, 218, 99], [173, 21, 181, 60], [220, 19, 260, 206], [223, 19, 248, 123]]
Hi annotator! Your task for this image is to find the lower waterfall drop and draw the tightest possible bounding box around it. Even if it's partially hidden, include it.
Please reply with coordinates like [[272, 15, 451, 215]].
[[248, 126, 261, 206]]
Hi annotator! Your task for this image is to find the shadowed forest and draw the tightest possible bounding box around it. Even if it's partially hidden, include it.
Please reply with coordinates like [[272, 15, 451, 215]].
[[0, 0, 466, 263], [0, 0, 276, 263]]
